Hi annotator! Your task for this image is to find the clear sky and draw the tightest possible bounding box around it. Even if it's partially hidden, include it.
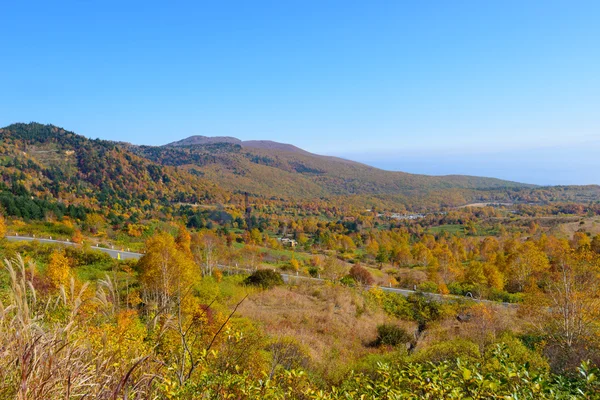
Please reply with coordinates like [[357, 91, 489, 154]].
[[1, 1, 598, 185]]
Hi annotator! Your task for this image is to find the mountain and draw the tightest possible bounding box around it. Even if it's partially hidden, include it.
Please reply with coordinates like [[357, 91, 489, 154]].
[[167, 136, 309, 154], [2, 123, 598, 215], [142, 135, 533, 207], [0, 123, 227, 214], [167, 135, 242, 147]]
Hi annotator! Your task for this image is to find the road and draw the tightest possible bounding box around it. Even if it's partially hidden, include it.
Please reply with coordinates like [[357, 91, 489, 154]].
[[4, 236, 514, 306], [219, 265, 515, 307], [5, 236, 142, 260]]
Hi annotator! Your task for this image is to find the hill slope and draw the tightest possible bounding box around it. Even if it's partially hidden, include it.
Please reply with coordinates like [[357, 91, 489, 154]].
[[167, 135, 310, 154], [0, 123, 227, 213], [2, 123, 598, 213], [133, 135, 534, 206]]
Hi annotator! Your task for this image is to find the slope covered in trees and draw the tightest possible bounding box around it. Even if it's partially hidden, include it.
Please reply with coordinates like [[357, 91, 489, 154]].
[[134, 134, 600, 208], [0, 123, 227, 216], [2, 122, 599, 218], [134, 137, 534, 200]]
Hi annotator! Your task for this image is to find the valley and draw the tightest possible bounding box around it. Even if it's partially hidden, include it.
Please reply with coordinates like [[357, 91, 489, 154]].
[[1, 122, 600, 398]]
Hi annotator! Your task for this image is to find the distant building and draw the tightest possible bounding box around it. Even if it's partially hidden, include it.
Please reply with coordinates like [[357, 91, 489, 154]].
[[279, 237, 298, 247], [390, 213, 425, 220]]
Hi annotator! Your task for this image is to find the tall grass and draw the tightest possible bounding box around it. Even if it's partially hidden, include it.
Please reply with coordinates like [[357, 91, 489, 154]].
[[0, 255, 159, 399]]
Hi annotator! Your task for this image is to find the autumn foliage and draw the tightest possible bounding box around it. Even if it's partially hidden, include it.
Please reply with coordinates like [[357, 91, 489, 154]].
[[46, 250, 71, 288]]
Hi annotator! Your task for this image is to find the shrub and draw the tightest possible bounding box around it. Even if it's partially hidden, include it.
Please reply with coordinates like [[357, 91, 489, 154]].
[[348, 264, 374, 285], [339, 275, 356, 287], [244, 269, 284, 289], [375, 324, 413, 347], [381, 292, 412, 319], [406, 293, 442, 331], [487, 288, 524, 303], [448, 281, 475, 296], [417, 281, 438, 293], [485, 334, 549, 373], [412, 338, 481, 363]]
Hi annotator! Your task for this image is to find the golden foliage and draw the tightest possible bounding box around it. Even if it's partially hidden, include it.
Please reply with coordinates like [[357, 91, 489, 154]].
[[138, 232, 199, 308], [175, 224, 192, 257], [46, 250, 71, 288], [0, 214, 6, 238], [72, 229, 83, 244]]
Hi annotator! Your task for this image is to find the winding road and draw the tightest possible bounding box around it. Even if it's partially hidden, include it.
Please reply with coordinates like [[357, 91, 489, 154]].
[[5, 236, 142, 260], [4, 235, 514, 307]]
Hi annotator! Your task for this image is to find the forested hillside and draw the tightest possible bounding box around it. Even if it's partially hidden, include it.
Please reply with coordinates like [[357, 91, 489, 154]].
[[142, 137, 534, 200], [2, 122, 599, 219], [0, 123, 227, 219]]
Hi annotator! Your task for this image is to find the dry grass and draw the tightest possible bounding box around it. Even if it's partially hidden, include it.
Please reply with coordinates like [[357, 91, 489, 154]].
[[415, 303, 522, 353], [237, 281, 390, 374], [0, 255, 160, 399], [553, 217, 600, 239]]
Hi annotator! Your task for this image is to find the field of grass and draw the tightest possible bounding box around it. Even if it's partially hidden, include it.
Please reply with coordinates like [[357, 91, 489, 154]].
[[427, 223, 500, 237], [427, 224, 465, 235], [553, 217, 600, 239]]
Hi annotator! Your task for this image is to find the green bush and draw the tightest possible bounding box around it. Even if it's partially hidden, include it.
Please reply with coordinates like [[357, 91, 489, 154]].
[[448, 281, 476, 296], [381, 292, 412, 319], [417, 281, 438, 293], [406, 293, 442, 331], [244, 269, 284, 289], [412, 338, 481, 363], [485, 334, 550, 373], [339, 275, 356, 287], [375, 324, 413, 347], [487, 288, 524, 303]]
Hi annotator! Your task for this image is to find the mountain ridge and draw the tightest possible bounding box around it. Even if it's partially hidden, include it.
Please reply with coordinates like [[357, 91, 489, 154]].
[[3, 122, 599, 213], [166, 135, 310, 155]]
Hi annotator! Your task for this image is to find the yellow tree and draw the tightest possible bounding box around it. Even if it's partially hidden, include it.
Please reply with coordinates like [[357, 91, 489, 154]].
[[391, 242, 412, 267], [175, 224, 192, 258], [528, 248, 600, 371], [72, 229, 84, 244], [191, 231, 222, 276], [0, 214, 6, 238], [289, 257, 300, 272], [479, 237, 499, 262], [507, 241, 549, 292], [432, 244, 458, 284], [412, 242, 433, 267], [47, 250, 71, 288], [571, 232, 591, 251], [483, 262, 504, 291], [138, 233, 198, 310], [365, 239, 380, 260]]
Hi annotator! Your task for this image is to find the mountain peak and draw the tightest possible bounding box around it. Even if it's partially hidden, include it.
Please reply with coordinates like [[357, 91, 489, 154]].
[[166, 136, 309, 154], [166, 135, 242, 147]]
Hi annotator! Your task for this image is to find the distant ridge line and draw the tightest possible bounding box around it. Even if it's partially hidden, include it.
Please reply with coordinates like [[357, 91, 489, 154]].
[[166, 135, 309, 154]]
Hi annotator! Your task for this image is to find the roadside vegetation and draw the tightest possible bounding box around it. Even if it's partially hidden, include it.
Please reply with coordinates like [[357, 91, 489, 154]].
[[2, 206, 600, 397]]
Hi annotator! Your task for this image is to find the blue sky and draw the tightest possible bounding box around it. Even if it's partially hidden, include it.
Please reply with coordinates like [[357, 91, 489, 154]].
[[1, 1, 598, 185]]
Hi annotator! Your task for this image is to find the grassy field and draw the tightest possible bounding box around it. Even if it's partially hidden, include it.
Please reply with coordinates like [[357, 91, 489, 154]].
[[427, 223, 500, 237], [427, 224, 465, 235], [553, 217, 600, 238]]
